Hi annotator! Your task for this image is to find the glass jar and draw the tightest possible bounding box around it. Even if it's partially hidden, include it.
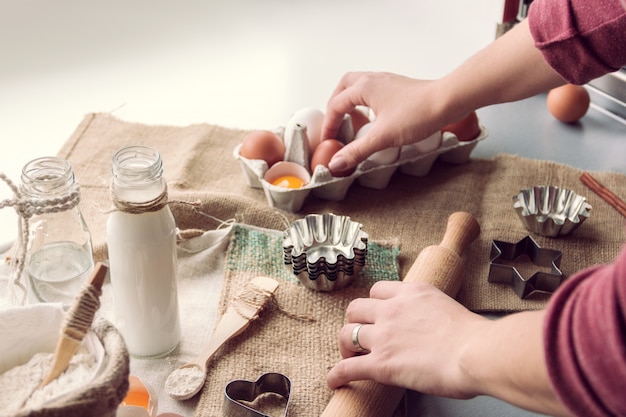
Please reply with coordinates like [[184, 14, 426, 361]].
[[106, 145, 181, 358], [13, 156, 94, 306]]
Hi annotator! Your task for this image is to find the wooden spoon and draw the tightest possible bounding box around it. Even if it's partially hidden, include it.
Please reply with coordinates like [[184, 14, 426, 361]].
[[165, 276, 280, 401]]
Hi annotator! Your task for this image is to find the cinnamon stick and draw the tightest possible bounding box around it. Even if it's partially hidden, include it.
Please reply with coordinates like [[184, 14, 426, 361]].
[[579, 172, 626, 218]]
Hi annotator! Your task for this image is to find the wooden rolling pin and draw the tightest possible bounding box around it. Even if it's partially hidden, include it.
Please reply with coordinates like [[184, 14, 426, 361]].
[[321, 211, 481, 417]]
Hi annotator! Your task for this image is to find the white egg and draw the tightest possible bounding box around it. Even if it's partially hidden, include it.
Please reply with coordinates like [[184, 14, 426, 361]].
[[357, 122, 400, 166], [284, 107, 325, 153], [355, 121, 373, 140], [412, 131, 442, 154]]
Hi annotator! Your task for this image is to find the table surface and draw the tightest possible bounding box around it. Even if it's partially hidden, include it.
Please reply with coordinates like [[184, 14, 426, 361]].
[[1, 1, 625, 416]]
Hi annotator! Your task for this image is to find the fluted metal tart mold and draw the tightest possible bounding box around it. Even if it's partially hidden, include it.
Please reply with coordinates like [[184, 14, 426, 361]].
[[513, 185, 591, 237], [283, 213, 368, 291]]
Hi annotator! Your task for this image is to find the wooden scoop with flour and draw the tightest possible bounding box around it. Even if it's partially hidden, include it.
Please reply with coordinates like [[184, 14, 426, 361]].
[[166, 276, 280, 401], [321, 211, 481, 417]]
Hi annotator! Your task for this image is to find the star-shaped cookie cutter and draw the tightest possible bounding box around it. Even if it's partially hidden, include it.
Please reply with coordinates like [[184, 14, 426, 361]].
[[488, 235, 564, 299]]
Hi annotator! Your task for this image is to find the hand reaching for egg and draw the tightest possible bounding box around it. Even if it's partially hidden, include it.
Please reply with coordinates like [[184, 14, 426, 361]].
[[235, 105, 485, 212]]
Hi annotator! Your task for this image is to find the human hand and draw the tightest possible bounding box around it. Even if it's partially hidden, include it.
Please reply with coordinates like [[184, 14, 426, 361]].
[[326, 280, 488, 399], [320, 72, 450, 176]]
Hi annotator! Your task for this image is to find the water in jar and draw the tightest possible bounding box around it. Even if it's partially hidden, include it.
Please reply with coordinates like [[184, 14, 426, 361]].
[[27, 241, 94, 305]]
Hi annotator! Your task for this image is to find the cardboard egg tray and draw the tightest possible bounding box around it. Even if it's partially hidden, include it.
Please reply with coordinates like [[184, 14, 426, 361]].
[[234, 115, 488, 212]]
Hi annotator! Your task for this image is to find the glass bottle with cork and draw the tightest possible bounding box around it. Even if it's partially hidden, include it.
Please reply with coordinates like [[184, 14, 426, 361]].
[[106, 145, 181, 358]]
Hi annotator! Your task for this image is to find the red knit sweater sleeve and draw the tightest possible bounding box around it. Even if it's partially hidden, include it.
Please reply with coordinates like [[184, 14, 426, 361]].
[[543, 243, 626, 416], [527, 0, 626, 84]]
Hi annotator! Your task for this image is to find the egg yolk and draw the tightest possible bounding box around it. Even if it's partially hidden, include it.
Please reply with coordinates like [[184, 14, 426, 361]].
[[271, 175, 306, 188], [122, 375, 151, 410]]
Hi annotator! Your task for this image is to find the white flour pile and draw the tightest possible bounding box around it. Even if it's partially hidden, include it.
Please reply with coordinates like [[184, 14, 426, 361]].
[[165, 364, 205, 398], [0, 347, 98, 414]]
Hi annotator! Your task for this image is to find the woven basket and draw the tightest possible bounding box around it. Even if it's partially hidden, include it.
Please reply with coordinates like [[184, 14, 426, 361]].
[[4, 311, 130, 417]]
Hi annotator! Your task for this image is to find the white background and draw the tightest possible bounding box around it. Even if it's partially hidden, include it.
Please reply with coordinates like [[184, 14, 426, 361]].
[[0, 0, 498, 249]]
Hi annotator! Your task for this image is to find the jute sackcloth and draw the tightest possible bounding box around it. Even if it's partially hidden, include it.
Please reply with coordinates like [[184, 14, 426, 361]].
[[58, 112, 626, 312], [10, 318, 129, 417], [190, 224, 400, 417]]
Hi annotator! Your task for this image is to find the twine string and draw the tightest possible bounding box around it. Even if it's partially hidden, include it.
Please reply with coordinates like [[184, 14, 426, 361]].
[[63, 283, 102, 341], [110, 184, 168, 214], [233, 280, 316, 323], [0, 172, 81, 305]]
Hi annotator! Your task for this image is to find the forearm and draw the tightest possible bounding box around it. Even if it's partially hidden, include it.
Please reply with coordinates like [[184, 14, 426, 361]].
[[435, 19, 566, 124], [458, 310, 573, 417]]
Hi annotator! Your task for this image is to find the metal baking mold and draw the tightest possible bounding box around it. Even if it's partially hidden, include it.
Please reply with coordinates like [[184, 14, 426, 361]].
[[283, 213, 368, 292], [513, 185, 591, 237], [234, 113, 488, 212], [488, 236, 564, 299], [223, 373, 291, 417]]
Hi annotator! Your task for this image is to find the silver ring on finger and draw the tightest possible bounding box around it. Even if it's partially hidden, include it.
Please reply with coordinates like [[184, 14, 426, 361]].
[[351, 323, 370, 353]]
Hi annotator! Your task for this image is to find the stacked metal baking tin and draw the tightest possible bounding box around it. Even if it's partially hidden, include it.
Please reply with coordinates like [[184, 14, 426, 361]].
[[283, 213, 368, 291]]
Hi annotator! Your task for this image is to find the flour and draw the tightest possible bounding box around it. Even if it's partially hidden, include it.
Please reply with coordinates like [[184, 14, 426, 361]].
[[165, 365, 205, 398], [0, 347, 98, 414]]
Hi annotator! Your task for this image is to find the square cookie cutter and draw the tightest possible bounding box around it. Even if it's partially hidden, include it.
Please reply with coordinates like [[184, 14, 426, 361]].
[[488, 235, 564, 299], [223, 372, 292, 417]]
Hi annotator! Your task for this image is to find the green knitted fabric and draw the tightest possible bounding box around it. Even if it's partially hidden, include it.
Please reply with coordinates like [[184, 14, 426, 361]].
[[225, 223, 401, 286]]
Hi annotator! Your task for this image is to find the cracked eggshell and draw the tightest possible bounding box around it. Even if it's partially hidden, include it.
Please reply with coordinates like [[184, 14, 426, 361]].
[[263, 161, 311, 188], [262, 161, 312, 212]]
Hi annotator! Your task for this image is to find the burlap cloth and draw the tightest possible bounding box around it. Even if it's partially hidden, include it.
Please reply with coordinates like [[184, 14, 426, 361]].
[[55, 112, 626, 416], [59, 112, 626, 312], [194, 224, 401, 417]]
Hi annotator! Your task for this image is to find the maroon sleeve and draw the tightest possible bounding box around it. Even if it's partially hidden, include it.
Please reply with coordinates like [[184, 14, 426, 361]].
[[527, 0, 626, 84], [543, 243, 626, 416]]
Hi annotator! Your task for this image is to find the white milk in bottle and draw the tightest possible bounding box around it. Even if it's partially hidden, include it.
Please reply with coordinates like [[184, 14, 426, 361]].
[[106, 146, 181, 357]]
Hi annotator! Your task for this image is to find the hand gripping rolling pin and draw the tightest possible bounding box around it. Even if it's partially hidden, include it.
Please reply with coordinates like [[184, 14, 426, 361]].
[[321, 211, 481, 417]]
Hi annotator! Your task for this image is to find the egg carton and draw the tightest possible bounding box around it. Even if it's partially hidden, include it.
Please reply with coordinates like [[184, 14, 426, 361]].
[[234, 114, 489, 212]]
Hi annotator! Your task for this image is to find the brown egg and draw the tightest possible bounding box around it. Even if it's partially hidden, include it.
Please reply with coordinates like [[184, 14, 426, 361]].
[[441, 111, 481, 142], [349, 108, 371, 134], [239, 130, 285, 166], [310, 139, 355, 176], [546, 84, 590, 123]]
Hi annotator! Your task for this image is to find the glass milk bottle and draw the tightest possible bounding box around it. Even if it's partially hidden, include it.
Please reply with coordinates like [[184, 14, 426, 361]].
[[107, 145, 181, 357], [16, 156, 94, 306]]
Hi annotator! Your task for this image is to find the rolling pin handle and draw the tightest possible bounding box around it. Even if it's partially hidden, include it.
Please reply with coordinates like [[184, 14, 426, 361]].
[[440, 212, 481, 256]]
